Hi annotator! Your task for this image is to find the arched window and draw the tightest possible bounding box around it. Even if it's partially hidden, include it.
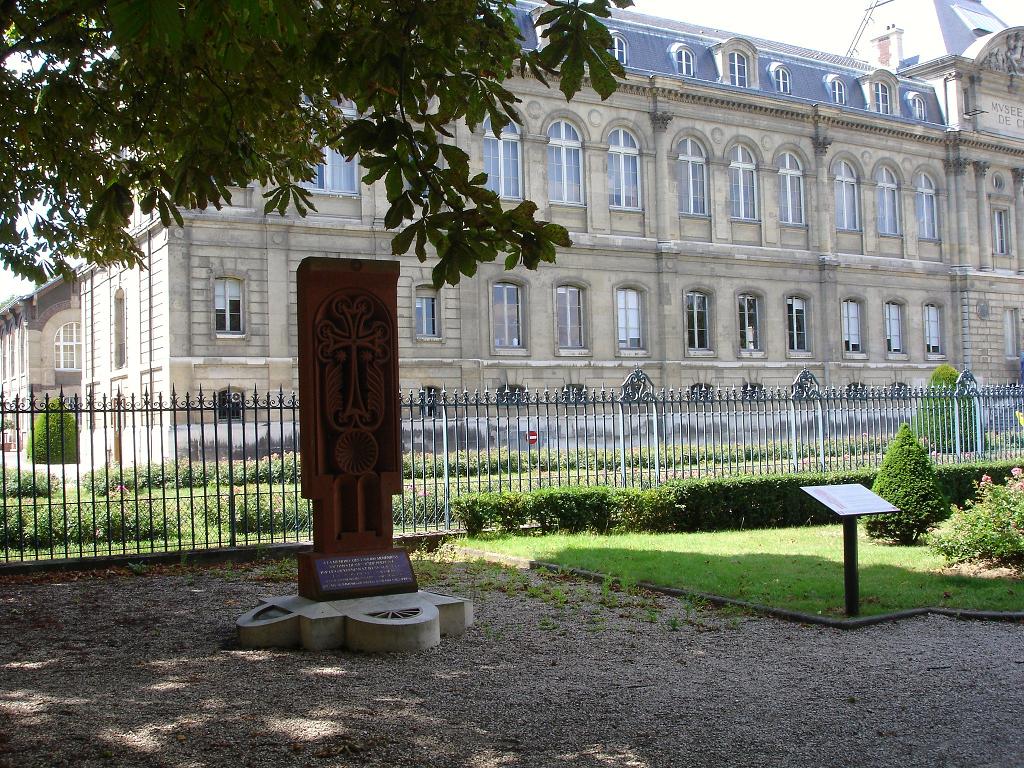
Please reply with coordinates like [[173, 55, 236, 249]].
[[786, 296, 808, 352], [607, 129, 641, 209], [214, 277, 244, 334], [841, 299, 863, 353], [547, 121, 584, 205], [834, 161, 859, 231], [673, 45, 695, 77], [728, 51, 749, 87], [876, 167, 900, 236], [677, 138, 707, 216], [777, 153, 804, 225], [729, 144, 758, 220], [309, 148, 359, 194], [873, 81, 892, 115], [215, 388, 243, 421], [616, 287, 644, 350], [685, 290, 711, 351], [54, 322, 81, 371], [737, 293, 761, 351], [556, 284, 585, 349], [884, 301, 904, 353], [772, 65, 791, 94], [910, 95, 927, 121], [113, 288, 127, 369], [611, 36, 628, 66], [828, 76, 846, 105], [915, 173, 938, 240], [483, 117, 522, 200], [492, 282, 523, 348]]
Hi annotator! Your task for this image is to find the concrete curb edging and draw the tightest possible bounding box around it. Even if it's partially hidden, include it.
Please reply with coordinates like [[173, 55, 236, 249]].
[[457, 547, 1024, 629]]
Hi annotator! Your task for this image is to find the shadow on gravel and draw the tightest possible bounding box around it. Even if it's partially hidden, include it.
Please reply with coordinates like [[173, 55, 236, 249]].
[[536, 546, 1021, 616]]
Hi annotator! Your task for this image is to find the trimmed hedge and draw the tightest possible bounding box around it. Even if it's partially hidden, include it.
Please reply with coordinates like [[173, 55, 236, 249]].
[[28, 402, 79, 464], [452, 460, 1024, 536]]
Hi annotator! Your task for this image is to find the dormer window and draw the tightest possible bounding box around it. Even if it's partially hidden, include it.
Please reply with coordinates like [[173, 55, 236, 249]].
[[771, 64, 791, 94], [873, 81, 892, 114], [827, 75, 846, 105], [610, 35, 628, 66], [909, 93, 927, 121], [673, 45, 695, 77], [729, 51, 749, 87]]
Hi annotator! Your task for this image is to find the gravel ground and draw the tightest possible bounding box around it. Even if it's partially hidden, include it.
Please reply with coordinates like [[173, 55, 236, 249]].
[[0, 553, 1022, 768]]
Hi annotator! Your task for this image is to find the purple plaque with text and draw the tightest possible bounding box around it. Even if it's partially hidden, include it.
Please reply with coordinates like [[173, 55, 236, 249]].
[[309, 550, 418, 600]]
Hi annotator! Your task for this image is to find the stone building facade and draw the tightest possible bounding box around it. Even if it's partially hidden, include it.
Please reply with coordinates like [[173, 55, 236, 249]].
[[79, 0, 1024, 401]]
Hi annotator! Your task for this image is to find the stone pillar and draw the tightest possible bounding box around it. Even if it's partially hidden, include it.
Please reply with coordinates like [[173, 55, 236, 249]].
[[862, 178, 878, 256], [951, 158, 972, 267], [523, 133, 548, 217], [974, 160, 992, 271], [1013, 168, 1024, 274], [817, 256, 839, 387], [650, 111, 675, 244], [710, 160, 732, 243], [902, 183, 917, 259], [812, 135, 833, 254], [762, 161, 780, 247], [588, 142, 611, 235], [942, 160, 959, 264]]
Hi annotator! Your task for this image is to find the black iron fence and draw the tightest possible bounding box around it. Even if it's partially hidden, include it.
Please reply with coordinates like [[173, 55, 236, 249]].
[[3, 367, 1024, 564]]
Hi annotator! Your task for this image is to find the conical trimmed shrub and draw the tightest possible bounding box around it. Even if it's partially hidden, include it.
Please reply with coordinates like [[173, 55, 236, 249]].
[[866, 424, 949, 544]]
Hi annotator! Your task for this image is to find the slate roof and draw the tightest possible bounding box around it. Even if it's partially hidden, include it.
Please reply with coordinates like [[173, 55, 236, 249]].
[[513, 1, 946, 127]]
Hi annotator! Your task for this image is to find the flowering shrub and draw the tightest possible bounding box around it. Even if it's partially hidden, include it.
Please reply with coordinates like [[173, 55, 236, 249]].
[[931, 470, 1024, 566]]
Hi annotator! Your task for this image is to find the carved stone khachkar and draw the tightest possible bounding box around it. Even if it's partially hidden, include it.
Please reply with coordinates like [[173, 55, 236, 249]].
[[237, 257, 472, 652]]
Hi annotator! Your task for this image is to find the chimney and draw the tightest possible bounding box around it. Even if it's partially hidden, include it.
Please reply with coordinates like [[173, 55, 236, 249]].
[[871, 25, 905, 70]]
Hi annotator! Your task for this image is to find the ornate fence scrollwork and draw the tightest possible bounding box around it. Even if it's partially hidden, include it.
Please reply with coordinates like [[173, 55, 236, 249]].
[[790, 369, 820, 400]]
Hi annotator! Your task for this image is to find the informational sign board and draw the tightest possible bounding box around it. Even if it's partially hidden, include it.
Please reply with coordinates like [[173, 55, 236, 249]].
[[801, 484, 899, 517], [312, 550, 418, 600]]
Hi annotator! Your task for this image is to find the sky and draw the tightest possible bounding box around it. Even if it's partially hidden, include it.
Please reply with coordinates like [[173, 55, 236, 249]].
[[4, 0, 1024, 303]]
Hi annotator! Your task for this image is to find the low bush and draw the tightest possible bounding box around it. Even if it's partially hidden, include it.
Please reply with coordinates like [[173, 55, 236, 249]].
[[28, 402, 79, 464], [932, 471, 1024, 566], [451, 460, 1022, 536], [866, 424, 948, 545], [1, 469, 52, 498]]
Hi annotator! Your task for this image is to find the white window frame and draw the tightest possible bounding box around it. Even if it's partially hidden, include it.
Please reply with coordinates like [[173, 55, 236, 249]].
[[834, 161, 860, 231], [841, 299, 863, 354], [556, 285, 585, 350], [729, 51, 749, 88], [915, 173, 938, 240], [492, 282, 523, 349], [772, 65, 791, 94], [729, 145, 758, 221], [612, 36, 628, 66], [608, 129, 641, 210], [993, 208, 1011, 255], [874, 81, 892, 115], [876, 167, 901, 236], [415, 290, 440, 338], [737, 293, 761, 351], [483, 117, 522, 200], [113, 288, 127, 369], [547, 121, 584, 205], [924, 304, 943, 355], [829, 76, 846, 105], [308, 148, 359, 195], [911, 95, 927, 121], [884, 302, 904, 354], [677, 138, 708, 216], [786, 296, 808, 353], [685, 290, 711, 351], [616, 287, 644, 351], [674, 45, 695, 77], [54, 322, 81, 371], [214, 277, 244, 335], [778, 153, 804, 225]]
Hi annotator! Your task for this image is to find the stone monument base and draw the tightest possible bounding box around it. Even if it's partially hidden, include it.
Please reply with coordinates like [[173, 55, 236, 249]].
[[236, 591, 473, 652]]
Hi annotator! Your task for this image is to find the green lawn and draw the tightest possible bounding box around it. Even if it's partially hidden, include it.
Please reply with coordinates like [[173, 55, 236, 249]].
[[463, 526, 1023, 617]]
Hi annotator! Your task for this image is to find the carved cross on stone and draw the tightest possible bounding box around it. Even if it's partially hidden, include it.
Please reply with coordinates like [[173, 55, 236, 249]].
[[295, 258, 416, 601]]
